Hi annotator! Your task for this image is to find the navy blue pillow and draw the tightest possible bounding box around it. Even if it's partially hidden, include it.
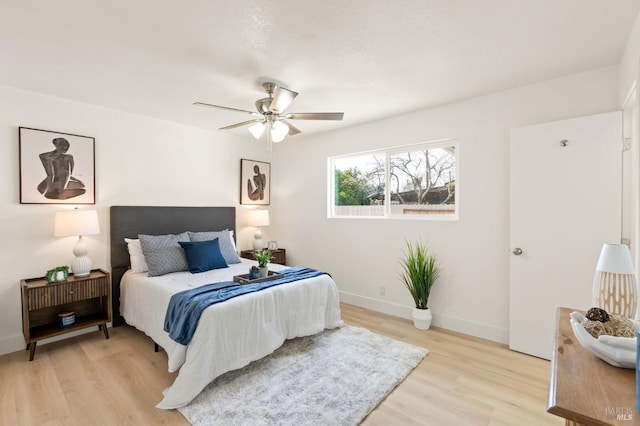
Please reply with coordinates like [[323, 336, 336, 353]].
[[178, 238, 228, 273]]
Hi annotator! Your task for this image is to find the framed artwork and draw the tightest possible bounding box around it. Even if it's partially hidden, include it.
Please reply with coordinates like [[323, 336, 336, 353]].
[[240, 159, 270, 205], [19, 127, 95, 204]]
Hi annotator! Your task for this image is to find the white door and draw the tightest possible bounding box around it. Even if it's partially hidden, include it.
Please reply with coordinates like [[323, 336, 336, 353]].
[[509, 111, 622, 359]]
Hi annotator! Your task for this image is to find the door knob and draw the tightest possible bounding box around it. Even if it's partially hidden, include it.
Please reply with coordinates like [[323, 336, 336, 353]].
[[512, 248, 523, 256]]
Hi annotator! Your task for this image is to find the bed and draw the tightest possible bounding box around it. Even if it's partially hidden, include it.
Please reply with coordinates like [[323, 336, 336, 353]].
[[110, 206, 343, 409]]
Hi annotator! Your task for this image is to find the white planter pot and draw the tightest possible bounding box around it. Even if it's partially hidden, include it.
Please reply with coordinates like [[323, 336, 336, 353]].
[[412, 307, 432, 330], [259, 267, 268, 278]]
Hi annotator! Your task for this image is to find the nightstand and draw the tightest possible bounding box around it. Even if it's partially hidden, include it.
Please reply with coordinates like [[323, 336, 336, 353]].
[[240, 248, 286, 265], [21, 269, 111, 361]]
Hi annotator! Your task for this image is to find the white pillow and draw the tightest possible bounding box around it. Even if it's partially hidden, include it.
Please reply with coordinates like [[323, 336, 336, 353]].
[[229, 230, 237, 251], [124, 238, 149, 273]]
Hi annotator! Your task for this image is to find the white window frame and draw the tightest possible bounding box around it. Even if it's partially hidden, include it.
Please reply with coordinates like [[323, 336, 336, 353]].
[[328, 139, 458, 220]]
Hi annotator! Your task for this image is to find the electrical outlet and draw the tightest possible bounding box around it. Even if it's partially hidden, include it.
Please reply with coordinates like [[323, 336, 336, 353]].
[[378, 286, 386, 296]]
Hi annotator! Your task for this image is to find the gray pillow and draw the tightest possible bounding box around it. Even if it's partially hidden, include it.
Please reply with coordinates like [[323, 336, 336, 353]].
[[139, 232, 190, 277], [188, 230, 241, 264]]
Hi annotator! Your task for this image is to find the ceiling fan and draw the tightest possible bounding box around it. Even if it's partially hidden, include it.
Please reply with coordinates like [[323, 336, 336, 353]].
[[194, 82, 344, 149]]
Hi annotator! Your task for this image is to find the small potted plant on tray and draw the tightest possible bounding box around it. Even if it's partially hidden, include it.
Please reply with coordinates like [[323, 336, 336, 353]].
[[400, 240, 440, 330], [253, 249, 274, 278]]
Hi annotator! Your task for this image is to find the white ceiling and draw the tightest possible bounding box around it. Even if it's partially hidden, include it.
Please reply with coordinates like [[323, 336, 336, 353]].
[[1, 1, 639, 137]]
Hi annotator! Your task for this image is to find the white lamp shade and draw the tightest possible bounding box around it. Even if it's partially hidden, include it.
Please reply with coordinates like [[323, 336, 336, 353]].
[[271, 121, 289, 143], [54, 209, 100, 237], [247, 209, 270, 227], [249, 122, 265, 139], [595, 244, 634, 274]]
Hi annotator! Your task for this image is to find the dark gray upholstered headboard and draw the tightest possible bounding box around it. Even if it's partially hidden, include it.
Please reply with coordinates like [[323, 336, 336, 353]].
[[110, 206, 236, 326]]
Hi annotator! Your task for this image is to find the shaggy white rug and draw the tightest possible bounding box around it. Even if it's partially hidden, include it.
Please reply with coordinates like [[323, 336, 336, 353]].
[[178, 325, 428, 426]]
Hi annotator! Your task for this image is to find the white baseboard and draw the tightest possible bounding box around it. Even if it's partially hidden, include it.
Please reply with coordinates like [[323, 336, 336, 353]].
[[432, 312, 509, 344], [339, 291, 413, 319], [339, 291, 509, 345], [0, 323, 112, 357]]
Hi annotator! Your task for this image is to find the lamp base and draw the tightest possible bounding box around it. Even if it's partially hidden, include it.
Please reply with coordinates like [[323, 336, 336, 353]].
[[593, 271, 637, 317], [71, 256, 92, 277], [253, 229, 264, 251], [253, 237, 265, 251], [71, 236, 92, 277]]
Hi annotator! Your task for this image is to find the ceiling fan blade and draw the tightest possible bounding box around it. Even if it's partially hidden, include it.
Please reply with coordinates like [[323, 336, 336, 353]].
[[219, 119, 263, 130], [269, 87, 298, 113], [193, 102, 260, 116], [285, 112, 344, 120], [281, 119, 301, 136]]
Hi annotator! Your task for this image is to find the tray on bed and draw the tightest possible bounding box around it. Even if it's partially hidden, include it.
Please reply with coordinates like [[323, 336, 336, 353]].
[[233, 270, 283, 284]]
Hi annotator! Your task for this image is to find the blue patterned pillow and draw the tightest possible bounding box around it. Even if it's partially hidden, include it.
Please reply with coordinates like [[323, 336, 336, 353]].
[[179, 239, 228, 273], [188, 230, 241, 264], [139, 232, 190, 277]]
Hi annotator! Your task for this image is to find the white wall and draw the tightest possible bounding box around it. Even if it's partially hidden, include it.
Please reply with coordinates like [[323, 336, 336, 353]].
[[0, 63, 629, 355], [273, 66, 620, 343], [619, 11, 640, 106], [0, 85, 270, 355]]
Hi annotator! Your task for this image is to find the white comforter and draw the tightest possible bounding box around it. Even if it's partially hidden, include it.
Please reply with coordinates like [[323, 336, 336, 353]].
[[120, 259, 343, 409]]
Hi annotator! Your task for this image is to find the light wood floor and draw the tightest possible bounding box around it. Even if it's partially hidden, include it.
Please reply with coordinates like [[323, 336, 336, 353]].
[[0, 303, 563, 425]]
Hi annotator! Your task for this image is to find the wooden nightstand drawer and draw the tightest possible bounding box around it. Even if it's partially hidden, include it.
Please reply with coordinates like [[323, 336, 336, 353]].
[[27, 279, 109, 310]]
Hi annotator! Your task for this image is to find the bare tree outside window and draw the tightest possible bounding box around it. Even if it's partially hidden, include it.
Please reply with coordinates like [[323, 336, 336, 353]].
[[330, 142, 457, 218], [389, 147, 456, 213]]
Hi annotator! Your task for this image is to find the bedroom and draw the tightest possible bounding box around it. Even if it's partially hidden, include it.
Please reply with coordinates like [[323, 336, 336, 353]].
[[1, 1, 640, 424]]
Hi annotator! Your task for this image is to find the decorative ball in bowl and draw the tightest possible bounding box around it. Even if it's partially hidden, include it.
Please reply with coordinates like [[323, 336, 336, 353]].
[[569, 310, 640, 368]]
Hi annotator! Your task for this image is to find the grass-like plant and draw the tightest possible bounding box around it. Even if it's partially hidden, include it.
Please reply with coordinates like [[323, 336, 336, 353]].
[[253, 249, 273, 268], [400, 240, 440, 310]]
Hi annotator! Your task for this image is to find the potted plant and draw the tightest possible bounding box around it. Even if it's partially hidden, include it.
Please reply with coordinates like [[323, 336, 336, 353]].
[[400, 240, 440, 330], [253, 249, 273, 278]]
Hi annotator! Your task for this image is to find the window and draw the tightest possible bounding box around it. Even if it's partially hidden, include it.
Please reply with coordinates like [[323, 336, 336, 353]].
[[329, 140, 457, 219]]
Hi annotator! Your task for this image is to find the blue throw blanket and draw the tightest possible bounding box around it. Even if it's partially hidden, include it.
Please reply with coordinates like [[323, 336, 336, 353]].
[[164, 267, 328, 345]]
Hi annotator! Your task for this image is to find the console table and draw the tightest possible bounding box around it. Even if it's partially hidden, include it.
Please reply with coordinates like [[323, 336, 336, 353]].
[[548, 307, 639, 425]]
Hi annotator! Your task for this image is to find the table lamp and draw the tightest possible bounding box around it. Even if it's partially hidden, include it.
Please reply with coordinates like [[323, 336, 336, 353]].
[[592, 243, 637, 317], [54, 209, 100, 277], [247, 209, 270, 250]]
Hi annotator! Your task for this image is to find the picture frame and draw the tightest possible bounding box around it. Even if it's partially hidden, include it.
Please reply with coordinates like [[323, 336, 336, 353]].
[[240, 159, 270, 205], [19, 127, 95, 204]]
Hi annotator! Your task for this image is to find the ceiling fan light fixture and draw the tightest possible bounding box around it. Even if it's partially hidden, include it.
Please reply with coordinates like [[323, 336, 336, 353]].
[[271, 120, 289, 143], [248, 122, 265, 139], [193, 81, 343, 150]]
